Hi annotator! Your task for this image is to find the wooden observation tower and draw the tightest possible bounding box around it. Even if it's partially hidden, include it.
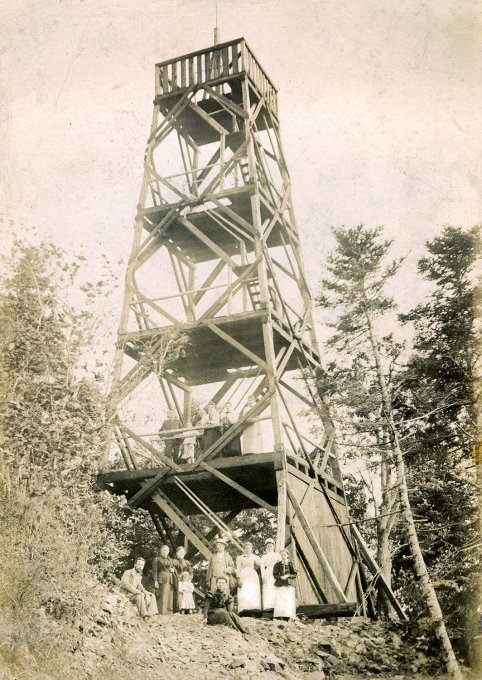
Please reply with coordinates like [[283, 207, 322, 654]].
[[98, 38, 405, 617]]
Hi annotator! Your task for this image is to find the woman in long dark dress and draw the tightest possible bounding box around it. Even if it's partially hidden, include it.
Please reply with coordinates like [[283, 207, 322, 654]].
[[220, 402, 241, 457], [152, 545, 176, 615], [203, 576, 248, 633], [172, 545, 192, 613], [200, 403, 222, 454]]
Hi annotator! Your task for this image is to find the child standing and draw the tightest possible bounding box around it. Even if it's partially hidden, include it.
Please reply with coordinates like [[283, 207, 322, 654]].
[[178, 570, 196, 614], [179, 424, 198, 464]]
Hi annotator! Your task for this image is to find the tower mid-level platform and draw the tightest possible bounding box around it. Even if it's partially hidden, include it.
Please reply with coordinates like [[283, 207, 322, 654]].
[[97, 452, 345, 516], [121, 311, 319, 385]]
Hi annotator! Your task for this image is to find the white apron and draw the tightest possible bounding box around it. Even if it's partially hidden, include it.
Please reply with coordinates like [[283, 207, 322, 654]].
[[260, 551, 281, 610], [273, 585, 296, 619], [236, 553, 261, 612]]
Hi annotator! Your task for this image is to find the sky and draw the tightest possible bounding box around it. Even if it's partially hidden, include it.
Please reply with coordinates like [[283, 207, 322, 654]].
[[1, 0, 481, 321]]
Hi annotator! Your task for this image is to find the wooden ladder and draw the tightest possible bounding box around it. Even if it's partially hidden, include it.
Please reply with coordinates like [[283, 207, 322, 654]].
[[247, 278, 263, 309]]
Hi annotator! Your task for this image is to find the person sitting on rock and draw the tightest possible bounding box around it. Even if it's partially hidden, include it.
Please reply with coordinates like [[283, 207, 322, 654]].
[[203, 576, 248, 633], [120, 557, 158, 620]]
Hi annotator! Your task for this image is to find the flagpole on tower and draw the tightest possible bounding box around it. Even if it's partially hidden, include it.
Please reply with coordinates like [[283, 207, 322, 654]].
[[214, 1, 219, 45]]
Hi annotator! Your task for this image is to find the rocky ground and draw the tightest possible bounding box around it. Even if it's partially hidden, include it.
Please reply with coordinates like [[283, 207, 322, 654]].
[[0, 587, 470, 680]]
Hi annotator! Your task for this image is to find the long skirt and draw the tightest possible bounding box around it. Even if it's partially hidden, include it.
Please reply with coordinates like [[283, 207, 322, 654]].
[[262, 576, 277, 610], [221, 434, 242, 457], [156, 580, 174, 615], [237, 568, 261, 613], [273, 585, 296, 619], [242, 422, 263, 454], [203, 427, 222, 454], [207, 608, 248, 633]]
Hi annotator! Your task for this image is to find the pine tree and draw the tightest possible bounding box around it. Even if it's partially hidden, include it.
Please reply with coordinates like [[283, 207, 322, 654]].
[[316, 226, 404, 591], [397, 226, 481, 662], [317, 224, 463, 679]]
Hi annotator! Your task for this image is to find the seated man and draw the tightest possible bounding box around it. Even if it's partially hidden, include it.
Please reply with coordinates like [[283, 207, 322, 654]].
[[120, 557, 158, 620], [203, 576, 248, 634]]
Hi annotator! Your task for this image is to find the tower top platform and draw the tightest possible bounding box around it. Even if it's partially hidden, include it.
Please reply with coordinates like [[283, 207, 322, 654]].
[[155, 37, 278, 117]]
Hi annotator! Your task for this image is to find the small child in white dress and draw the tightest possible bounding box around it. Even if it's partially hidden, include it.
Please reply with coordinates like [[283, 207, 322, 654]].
[[178, 570, 196, 614], [179, 425, 198, 464]]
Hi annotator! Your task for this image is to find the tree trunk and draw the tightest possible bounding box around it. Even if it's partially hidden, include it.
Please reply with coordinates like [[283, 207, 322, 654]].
[[475, 355, 482, 674], [365, 310, 463, 680], [377, 454, 395, 582], [376, 454, 399, 617]]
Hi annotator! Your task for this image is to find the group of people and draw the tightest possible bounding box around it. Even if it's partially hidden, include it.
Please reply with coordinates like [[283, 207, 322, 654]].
[[120, 537, 297, 633], [159, 396, 265, 464], [206, 537, 297, 625], [120, 545, 195, 620]]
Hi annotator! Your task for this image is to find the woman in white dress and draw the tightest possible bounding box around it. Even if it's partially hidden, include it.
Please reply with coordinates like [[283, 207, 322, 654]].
[[240, 395, 264, 454], [260, 537, 281, 613], [273, 549, 297, 620], [235, 541, 261, 614]]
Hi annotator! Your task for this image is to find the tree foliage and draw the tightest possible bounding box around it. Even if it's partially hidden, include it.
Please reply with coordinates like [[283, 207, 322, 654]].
[[394, 226, 481, 659], [317, 223, 479, 671], [0, 239, 136, 665], [316, 225, 404, 586]]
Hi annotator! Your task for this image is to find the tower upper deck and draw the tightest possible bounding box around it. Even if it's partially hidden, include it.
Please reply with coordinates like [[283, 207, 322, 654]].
[[155, 38, 278, 118]]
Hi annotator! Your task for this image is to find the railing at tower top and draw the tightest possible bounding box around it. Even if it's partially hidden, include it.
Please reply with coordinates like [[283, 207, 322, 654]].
[[155, 38, 278, 117]]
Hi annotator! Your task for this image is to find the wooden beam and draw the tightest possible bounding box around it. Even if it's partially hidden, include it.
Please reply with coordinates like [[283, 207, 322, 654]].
[[291, 529, 327, 603], [278, 387, 315, 475], [97, 451, 278, 485], [200, 139, 250, 198], [343, 559, 359, 597], [148, 508, 172, 548], [287, 484, 348, 603], [186, 509, 240, 560], [193, 260, 225, 304], [117, 422, 182, 472], [151, 491, 212, 560], [207, 194, 255, 236], [202, 84, 248, 119], [297, 603, 358, 619], [204, 319, 269, 372], [200, 259, 260, 321], [276, 467, 287, 550], [187, 100, 228, 135], [351, 524, 408, 621], [179, 215, 238, 268], [200, 461, 276, 514], [210, 373, 237, 405], [127, 467, 172, 508]]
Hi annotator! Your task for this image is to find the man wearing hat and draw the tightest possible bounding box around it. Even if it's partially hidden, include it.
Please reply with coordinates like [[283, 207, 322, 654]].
[[206, 537, 236, 592]]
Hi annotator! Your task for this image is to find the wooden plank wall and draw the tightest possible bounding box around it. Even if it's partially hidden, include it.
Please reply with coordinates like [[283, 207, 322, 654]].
[[288, 472, 358, 604]]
